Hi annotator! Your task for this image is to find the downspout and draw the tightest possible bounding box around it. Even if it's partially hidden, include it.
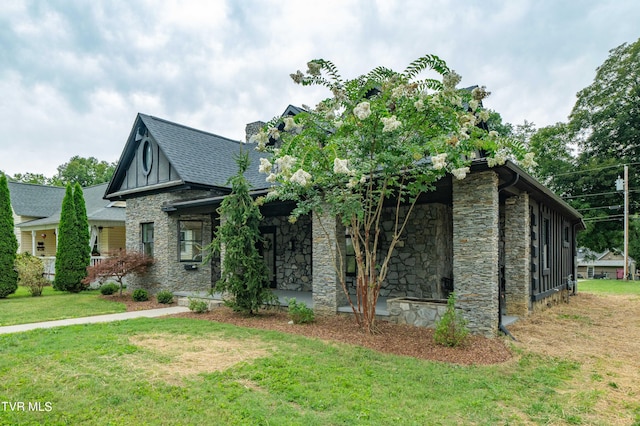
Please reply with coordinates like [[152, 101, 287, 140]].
[[497, 170, 520, 341]]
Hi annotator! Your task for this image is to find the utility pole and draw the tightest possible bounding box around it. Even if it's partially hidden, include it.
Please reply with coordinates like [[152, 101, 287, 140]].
[[616, 165, 629, 281], [624, 164, 629, 281]]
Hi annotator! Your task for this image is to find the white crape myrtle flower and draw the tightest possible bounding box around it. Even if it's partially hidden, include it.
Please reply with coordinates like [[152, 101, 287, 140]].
[[250, 131, 269, 151], [451, 167, 470, 180], [346, 177, 358, 189], [275, 155, 297, 174], [488, 130, 499, 138], [381, 115, 402, 132], [487, 152, 507, 167], [268, 126, 280, 141], [477, 109, 490, 123], [469, 99, 479, 112], [521, 152, 537, 168], [258, 158, 272, 174], [443, 70, 462, 90], [414, 99, 425, 112], [290, 168, 312, 186], [353, 102, 371, 120], [266, 173, 277, 183], [283, 117, 297, 132], [431, 153, 448, 170], [333, 158, 351, 175]]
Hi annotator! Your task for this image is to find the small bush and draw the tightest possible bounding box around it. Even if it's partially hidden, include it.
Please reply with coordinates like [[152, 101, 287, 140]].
[[188, 298, 208, 313], [287, 298, 315, 324], [99, 282, 119, 296], [433, 292, 469, 347], [14, 253, 48, 297], [132, 289, 149, 302], [156, 290, 174, 304]]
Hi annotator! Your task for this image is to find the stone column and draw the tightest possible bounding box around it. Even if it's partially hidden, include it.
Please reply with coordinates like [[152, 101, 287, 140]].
[[452, 171, 500, 336], [312, 208, 347, 315], [504, 193, 531, 317]]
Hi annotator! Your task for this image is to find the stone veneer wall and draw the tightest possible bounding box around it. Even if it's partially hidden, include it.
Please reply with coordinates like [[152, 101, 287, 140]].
[[376, 203, 452, 299], [503, 193, 531, 316], [261, 215, 312, 291], [312, 209, 348, 314], [126, 190, 214, 293], [452, 171, 499, 337]]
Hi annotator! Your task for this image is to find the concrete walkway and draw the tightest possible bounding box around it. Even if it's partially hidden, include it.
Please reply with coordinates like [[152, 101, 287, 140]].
[[0, 306, 190, 335]]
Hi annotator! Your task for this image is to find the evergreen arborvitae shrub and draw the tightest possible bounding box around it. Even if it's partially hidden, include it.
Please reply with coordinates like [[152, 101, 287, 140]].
[[0, 174, 18, 298], [208, 151, 277, 314], [54, 184, 86, 292], [73, 183, 91, 284], [433, 292, 469, 347]]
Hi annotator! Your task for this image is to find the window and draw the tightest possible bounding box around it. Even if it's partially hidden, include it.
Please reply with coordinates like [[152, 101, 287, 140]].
[[542, 218, 550, 270], [179, 221, 203, 261], [141, 140, 153, 176], [141, 223, 154, 257], [345, 234, 356, 276]]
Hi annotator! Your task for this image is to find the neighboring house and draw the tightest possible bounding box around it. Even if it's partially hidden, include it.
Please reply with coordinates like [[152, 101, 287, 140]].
[[577, 247, 636, 279], [104, 111, 585, 336], [8, 182, 126, 278]]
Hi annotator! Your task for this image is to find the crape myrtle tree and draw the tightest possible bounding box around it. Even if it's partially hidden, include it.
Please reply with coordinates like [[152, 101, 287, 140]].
[[0, 173, 18, 298], [254, 55, 533, 333], [207, 151, 277, 314], [54, 184, 88, 292]]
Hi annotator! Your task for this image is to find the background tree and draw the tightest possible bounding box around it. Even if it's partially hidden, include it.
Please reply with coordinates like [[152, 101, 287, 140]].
[[256, 56, 531, 333], [54, 184, 86, 292], [10, 172, 50, 185], [83, 251, 154, 296], [0, 173, 19, 298], [207, 151, 276, 315], [73, 183, 91, 283], [51, 156, 117, 187]]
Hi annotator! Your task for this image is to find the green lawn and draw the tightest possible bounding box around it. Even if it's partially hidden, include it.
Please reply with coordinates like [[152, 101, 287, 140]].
[[0, 317, 586, 425], [0, 286, 126, 326], [578, 278, 640, 295]]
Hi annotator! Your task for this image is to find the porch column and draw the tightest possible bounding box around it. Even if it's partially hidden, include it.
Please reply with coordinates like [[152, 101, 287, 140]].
[[452, 171, 500, 336], [504, 193, 531, 317], [31, 230, 36, 255], [312, 208, 347, 315]]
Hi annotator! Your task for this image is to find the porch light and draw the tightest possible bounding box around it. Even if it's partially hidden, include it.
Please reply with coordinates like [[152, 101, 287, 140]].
[[41, 233, 46, 239]]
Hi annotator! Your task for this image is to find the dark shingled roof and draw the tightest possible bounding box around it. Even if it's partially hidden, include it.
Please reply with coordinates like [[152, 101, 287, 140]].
[[14, 183, 125, 227], [8, 182, 65, 218], [139, 114, 268, 190], [105, 113, 269, 199]]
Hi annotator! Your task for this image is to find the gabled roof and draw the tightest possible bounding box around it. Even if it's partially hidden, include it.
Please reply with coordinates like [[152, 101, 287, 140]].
[[16, 183, 124, 228], [105, 113, 268, 200], [8, 182, 65, 218]]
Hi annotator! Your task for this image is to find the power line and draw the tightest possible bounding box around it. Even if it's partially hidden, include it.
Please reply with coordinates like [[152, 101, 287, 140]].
[[551, 162, 640, 178]]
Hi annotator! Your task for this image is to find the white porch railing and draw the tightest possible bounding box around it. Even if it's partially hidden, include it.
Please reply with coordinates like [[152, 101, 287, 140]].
[[41, 256, 108, 281]]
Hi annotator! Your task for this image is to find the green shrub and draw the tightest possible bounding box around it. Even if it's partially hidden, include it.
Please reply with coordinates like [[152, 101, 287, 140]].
[[15, 253, 48, 297], [99, 282, 119, 295], [188, 298, 208, 313], [433, 292, 469, 347], [287, 298, 315, 324], [156, 290, 174, 304], [0, 174, 18, 298], [132, 289, 149, 302]]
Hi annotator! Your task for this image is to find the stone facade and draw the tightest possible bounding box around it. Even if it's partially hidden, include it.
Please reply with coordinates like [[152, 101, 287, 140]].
[[125, 190, 214, 293], [375, 203, 452, 299], [387, 297, 448, 327], [503, 193, 531, 316], [452, 171, 500, 337], [311, 209, 348, 315], [261, 214, 313, 291]]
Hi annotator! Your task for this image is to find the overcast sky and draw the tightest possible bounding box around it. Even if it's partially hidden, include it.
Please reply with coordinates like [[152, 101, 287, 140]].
[[1, 0, 639, 178]]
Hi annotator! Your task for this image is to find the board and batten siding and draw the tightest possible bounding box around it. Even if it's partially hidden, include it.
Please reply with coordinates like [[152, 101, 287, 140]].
[[530, 199, 576, 304]]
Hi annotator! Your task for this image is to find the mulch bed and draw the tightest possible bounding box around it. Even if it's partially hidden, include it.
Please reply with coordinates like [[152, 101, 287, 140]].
[[104, 294, 513, 365]]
